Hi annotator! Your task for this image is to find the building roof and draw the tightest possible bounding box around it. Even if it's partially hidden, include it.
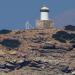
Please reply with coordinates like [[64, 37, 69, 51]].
[[41, 6, 49, 10]]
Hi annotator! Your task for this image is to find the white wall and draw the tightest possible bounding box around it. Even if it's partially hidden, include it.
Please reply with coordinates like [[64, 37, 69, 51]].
[[40, 12, 49, 20]]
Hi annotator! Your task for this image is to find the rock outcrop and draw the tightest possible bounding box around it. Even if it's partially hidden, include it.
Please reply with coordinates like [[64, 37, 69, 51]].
[[0, 28, 74, 75]]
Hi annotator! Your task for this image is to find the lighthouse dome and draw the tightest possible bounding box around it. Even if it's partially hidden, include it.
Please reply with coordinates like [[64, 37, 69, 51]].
[[40, 6, 49, 12], [41, 6, 49, 10]]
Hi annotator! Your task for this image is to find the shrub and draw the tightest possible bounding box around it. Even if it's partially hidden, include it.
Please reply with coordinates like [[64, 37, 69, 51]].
[[70, 40, 75, 43], [70, 33, 75, 38], [52, 31, 70, 43], [0, 29, 12, 34], [0, 39, 21, 49], [52, 31, 75, 43], [64, 25, 75, 31], [70, 34, 75, 43]]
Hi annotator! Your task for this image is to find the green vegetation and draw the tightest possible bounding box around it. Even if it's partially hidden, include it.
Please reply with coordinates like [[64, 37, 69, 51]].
[[52, 31, 75, 43], [0, 39, 21, 49], [0, 29, 12, 34], [64, 25, 75, 31]]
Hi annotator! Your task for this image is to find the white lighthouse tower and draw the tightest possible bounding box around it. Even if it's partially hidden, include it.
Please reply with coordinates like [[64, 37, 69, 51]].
[[36, 5, 53, 29], [40, 6, 49, 20]]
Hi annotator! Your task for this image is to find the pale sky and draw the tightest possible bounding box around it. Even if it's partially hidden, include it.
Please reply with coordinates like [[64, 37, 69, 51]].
[[0, 0, 75, 30]]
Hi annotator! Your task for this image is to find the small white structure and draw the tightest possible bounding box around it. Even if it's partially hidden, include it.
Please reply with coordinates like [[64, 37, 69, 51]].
[[40, 6, 49, 20], [25, 21, 32, 29]]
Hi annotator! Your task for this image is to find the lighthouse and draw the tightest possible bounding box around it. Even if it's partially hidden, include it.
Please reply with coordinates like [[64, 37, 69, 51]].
[[36, 5, 53, 29], [40, 6, 49, 20]]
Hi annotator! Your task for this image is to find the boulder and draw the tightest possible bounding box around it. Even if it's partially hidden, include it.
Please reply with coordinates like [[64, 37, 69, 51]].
[[58, 65, 72, 73], [72, 71, 75, 75], [31, 36, 44, 43], [42, 43, 55, 49], [0, 62, 6, 69]]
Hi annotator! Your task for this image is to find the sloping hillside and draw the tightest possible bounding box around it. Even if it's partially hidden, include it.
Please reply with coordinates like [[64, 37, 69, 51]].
[[0, 28, 75, 75]]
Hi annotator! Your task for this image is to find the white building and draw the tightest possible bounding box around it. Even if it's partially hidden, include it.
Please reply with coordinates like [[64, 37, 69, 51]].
[[36, 5, 53, 29], [40, 6, 49, 20]]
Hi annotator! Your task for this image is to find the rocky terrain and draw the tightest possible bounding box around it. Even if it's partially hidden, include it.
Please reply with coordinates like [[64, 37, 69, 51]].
[[0, 28, 75, 75]]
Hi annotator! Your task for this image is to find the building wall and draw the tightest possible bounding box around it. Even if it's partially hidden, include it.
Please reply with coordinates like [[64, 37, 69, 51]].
[[36, 20, 53, 29], [40, 12, 49, 20]]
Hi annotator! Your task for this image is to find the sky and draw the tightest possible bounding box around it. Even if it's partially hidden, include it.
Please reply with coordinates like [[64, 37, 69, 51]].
[[0, 0, 75, 30]]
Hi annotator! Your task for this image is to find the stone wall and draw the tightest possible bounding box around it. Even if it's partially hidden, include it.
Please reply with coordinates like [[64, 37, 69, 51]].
[[36, 20, 53, 29]]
